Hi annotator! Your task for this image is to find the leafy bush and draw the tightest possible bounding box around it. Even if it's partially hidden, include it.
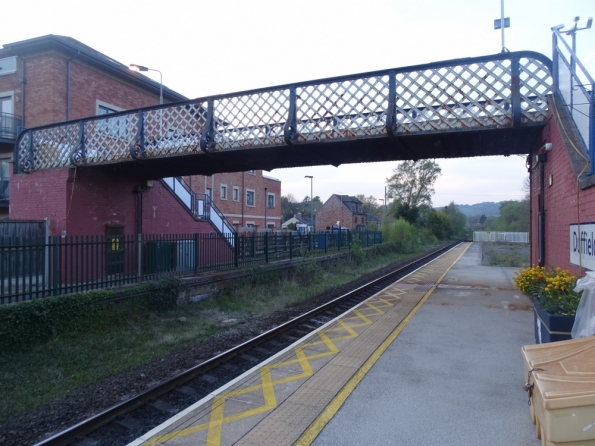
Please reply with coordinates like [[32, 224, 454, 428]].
[[351, 235, 365, 265], [514, 266, 581, 315], [0, 278, 181, 354], [382, 219, 419, 253]]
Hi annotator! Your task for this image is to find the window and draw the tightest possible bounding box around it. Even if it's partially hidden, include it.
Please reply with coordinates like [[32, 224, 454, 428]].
[[0, 57, 17, 76], [246, 189, 255, 207], [247, 170, 255, 175], [0, 159, 9, 200], [96, 100, 127, 138], [220, 184, 227, 200], [206, 188, 212, 199], [267, 193, 275, 209], [233, 186, 239, 201], [0, 93, 15, 138]]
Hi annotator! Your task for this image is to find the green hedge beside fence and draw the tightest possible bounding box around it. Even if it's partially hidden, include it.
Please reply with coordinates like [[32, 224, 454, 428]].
[[0, 278, 181, 355]]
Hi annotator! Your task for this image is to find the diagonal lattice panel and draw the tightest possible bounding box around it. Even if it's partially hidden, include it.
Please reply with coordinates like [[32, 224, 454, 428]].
[[14, 54, 553, 174], [16, 123, 80, 172], [143, 102, 207, 156], [519, 58, 551, 123], [295, 76, 389, 142], [213, 89, 289, 150], [82, 111, 139, 165], [394, 60, 512, 133]]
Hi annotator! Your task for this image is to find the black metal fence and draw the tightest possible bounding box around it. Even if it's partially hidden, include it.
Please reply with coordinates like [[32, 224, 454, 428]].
[[0, 230, 382, 304]]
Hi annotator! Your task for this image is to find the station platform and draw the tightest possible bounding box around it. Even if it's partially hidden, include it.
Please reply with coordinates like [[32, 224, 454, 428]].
[[130, 242, 539, 446]]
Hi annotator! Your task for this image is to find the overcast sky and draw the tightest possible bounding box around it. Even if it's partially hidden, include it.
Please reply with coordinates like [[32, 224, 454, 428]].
[[3, 0, 595, 207]]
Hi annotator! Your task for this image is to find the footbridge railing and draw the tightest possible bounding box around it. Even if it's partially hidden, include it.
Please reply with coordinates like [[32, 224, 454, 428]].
[[14, 51, 552, 174], [552, 27, 595, 175]]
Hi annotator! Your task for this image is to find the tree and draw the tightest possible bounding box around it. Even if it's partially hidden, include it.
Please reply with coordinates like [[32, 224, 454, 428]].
[[443, 201, 467, 237], [394, 202, 420, 225], [281, 194, 300, 222], [355, 194, 380, 216], [427, 210, 451, 240], [386, 160, 442, 208]]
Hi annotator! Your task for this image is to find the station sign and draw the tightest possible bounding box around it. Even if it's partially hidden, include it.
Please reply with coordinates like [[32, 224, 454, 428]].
[[570, 222, 595, 271]]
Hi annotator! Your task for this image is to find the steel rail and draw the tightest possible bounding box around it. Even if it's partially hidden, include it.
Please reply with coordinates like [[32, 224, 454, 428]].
[[35, 239, 463, 446]]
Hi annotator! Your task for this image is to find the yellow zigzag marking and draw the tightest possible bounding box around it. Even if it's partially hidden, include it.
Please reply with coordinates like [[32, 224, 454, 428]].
[[144, 291, 400, 445]]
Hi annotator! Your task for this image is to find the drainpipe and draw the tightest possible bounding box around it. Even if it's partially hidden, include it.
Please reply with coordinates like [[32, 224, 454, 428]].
[[136, 181, 144, 236], [19, 57, 25, 126], [538, 153, 547, 266], [66, 51, 80, 121], [241, 172, 245, 228]]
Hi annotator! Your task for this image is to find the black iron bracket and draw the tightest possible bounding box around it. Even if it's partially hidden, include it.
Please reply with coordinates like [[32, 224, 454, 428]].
[[387, 71, 397, 138], [200, 99, 215, 153], [130, 110, 146, 159], [283, 86, 297, 145], [70, 121, 86, 166]]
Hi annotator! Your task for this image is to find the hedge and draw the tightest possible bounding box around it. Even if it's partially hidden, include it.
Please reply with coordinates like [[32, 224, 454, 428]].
[[0, 278, 181, 355]]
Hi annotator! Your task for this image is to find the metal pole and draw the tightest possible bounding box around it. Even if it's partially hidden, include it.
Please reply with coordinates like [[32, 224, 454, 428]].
[[310, 178, 314, 232], [500, 0, 505, 53], [264, 187, 267, 230]]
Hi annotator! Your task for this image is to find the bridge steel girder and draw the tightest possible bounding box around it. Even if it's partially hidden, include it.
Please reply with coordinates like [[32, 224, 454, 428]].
[[15, 51, 553, 178]]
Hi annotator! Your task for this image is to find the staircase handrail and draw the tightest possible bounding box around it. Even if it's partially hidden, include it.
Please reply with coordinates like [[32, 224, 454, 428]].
[[161, 177, 236, 246], [552, 27, 595, 174]]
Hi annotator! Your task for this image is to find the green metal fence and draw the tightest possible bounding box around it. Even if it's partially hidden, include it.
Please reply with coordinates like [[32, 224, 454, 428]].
[[0, 230, 381, 304]]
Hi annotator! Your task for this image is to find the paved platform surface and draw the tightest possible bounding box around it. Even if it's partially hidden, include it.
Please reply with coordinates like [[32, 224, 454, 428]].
[[130, 242, 539, 446], [312, 242, 539, 446]]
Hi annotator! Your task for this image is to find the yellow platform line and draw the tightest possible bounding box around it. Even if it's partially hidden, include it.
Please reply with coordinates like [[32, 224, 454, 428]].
[[295, 242, 471, 445], [143, 243, 469, 446]]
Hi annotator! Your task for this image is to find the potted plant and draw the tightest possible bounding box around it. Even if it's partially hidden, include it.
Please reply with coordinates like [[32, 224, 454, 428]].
[[514, 266, 582, 343]]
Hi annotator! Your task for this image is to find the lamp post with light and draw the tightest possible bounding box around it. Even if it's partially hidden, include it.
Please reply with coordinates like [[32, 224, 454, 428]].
[[129, 64, 163, 105], [304, 176, 314, 233]]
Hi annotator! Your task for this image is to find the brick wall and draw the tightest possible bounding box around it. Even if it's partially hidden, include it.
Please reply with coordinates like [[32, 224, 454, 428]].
[[10, 168, 214, 236], [531, 111, 595, 275], [317, 195, 355, 231]]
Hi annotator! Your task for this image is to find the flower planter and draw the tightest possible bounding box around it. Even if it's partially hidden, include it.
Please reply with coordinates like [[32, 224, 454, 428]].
[[533, 299, 575, 344]]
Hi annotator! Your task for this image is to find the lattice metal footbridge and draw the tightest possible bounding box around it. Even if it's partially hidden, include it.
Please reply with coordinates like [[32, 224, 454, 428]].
[[14, 51, 554, 178]]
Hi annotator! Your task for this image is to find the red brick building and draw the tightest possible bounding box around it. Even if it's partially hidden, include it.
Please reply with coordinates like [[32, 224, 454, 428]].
[[530, 95, 595, 274], [184, 171, 281, 231], [316, 194, 367, 232], [0, 35, 280, 236]]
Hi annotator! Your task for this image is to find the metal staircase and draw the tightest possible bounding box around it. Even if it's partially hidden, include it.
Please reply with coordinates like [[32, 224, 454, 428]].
[[162, 176, 235, 245]]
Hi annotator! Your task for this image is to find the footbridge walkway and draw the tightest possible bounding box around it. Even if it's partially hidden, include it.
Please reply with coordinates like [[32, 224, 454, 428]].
[[15, 51, 554, 179]]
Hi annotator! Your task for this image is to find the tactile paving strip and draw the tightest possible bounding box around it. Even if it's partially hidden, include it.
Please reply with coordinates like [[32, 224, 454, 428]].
[[132, 243, 469, 446]]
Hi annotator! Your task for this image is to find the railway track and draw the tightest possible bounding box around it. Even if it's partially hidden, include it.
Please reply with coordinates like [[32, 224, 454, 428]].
[[36, 240, 462, 446]]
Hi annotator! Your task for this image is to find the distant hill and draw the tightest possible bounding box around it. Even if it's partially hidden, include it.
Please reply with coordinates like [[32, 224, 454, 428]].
[[436, 202, 501, 217]]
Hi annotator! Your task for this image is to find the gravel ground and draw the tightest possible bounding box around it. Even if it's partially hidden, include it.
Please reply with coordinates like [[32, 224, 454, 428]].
[[0, 253, 432, 446], [481, 241, 529, 267]]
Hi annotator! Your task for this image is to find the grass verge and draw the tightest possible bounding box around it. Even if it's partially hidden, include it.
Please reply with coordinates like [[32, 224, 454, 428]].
[[0, 243, 433, 421]]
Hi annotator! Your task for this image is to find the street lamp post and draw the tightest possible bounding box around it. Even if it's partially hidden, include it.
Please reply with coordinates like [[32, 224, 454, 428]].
[[264, 187, 268, 231], [129, 64, 163, 105], [305, 176, 314, 233]]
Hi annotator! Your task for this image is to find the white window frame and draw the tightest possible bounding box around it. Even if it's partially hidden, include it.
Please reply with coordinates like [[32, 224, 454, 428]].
[[267, 192, 275, 209], [0, 57, 17, 76], [220, 184, 227, 200], [96, 100, 127, 139], [233, 186, 239, 202], [246, 189, 255, 207], [0, 91, 14, 112]]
